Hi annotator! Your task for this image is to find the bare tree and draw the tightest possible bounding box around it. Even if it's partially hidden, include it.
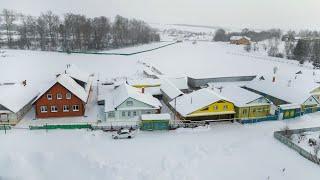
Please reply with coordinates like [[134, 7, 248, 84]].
[[2, 9, 17, 48]]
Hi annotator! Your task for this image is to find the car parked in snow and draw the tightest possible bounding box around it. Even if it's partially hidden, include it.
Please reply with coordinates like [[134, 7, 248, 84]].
[[112, 129, 135, 139]]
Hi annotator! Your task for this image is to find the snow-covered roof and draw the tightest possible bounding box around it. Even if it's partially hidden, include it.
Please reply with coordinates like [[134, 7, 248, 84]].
[[279, 104, 301, 110], [246, 76, 320, 104], [230, 36, 251, 41], [211, 85, 268, 107], [65, 64, 90, 83], [160, 78, 184, 99], [105, 84, 162, 112], [141, 113, 171, 120], [57, 74, 89, 102], [35, 74, 90, 103], [0, 84, 39, 113], [169, 88, 230, 117], [165, 76, 189, 90]]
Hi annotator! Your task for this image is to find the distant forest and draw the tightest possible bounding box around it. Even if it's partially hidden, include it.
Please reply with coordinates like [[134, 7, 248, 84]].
[[0, 9, 160, 52]]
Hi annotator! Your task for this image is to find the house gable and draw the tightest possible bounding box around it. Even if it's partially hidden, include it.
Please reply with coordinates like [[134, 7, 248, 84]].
[[190, 100, 235, 116], [302, 96, 319, 106], [116, 97, 156, 110]]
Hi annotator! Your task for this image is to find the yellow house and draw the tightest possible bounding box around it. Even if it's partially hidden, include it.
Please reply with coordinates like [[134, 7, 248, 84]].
[[169, 88, 235, 121], [211, 85, 271, 119]]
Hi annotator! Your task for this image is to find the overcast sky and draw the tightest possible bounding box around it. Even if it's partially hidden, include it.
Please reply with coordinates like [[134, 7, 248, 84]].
[[2, 0, 320, 30]]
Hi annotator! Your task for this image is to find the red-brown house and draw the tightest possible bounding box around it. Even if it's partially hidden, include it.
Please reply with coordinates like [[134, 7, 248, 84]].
[[34, 65, 92, 119]]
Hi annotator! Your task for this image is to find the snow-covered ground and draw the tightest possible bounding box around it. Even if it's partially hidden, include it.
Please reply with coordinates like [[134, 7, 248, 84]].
[[1, 114, 320, 180], [292, 131, 320, 158], [1, 41, 320, 179]]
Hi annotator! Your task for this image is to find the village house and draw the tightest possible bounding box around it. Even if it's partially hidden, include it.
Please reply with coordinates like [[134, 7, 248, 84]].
[[104, 83, 162, 120], [0, 83, 39, 125], [34, 65, 92, 119], [160, 78, 184, 103], [169, 88, 235, 121], [244, 76, 320, 119], [128, 76, 189, 97], [230, 36, 251, 45], [210, 85, 271, 119]]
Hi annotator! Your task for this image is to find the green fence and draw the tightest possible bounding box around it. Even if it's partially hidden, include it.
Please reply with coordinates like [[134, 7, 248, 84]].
[[58, 42, 177, 56], [29, 124, 92, 130], [0, 124, 11, 130]]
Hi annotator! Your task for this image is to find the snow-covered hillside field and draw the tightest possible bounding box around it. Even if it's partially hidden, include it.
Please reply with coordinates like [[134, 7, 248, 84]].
[[1, 41, 320, 179]]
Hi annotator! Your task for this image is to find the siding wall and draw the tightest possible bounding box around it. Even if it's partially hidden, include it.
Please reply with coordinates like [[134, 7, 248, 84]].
[[188, 76, 256, 89], [35, 83, 85, 118]]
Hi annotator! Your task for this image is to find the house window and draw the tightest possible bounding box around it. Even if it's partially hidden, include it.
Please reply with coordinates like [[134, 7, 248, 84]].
[[214, 106, 218, 110], [242, 109, 247, 115], [47, 94, 52, 100], [63, 105, 69, 112], [72, 105, 79, 112], [128, 111, 131, 117], [108, 112, 115, 118], [126, 101, 133, 106], [122, 111, 126, 117], [202, 107, 209, 111], [133, 111, 137, 116], [57, 93, 63, 100], [51, 106, 58, 112], [223, 105, 228, 110], [66, 93, 71, 99], [40, 106, 47, 113]]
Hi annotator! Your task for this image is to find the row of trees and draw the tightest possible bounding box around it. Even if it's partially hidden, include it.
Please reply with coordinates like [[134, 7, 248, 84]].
[[0, 9, 160, 51], [213, 28, 282, 42]]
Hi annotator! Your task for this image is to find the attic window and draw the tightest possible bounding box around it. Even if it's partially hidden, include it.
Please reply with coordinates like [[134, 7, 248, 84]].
[[214, 106, 218, 110], [66, 93, 72, 99], [57, 93, 63, 100], [47, 94, 52, 100], [223, 105, 228, 110], [126, 101, 133, 106]]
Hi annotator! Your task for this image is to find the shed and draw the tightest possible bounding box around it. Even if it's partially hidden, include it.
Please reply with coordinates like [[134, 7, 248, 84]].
[[140, 114, 170, 131]]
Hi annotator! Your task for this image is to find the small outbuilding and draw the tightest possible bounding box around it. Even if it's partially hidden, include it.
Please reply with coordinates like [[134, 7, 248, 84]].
[[140, 114, 170, 131], [0, 84, 39, 125]]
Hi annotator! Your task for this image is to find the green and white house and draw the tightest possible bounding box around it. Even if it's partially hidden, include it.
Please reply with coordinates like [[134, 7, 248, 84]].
[[104, 84, 162, 121], [245, 75, 320, 119]]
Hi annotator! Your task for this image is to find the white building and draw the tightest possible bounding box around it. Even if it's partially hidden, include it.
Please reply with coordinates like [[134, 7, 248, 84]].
[[104, 84, 162, 120]]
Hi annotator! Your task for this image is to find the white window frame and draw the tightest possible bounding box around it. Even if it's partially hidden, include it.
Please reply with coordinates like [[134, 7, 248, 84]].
[[51, 106, 58, 112], [47, 94, 52, 100], [72, 105, 79, 112], [66, 93, 72, 99], [57, 93, 63, 100], [40, 106, 47, 113], [126, 101, 133, 106], [63, 105, 69, 112]]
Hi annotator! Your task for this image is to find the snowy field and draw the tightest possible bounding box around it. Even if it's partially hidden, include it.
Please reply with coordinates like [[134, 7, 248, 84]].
[[1, 115, 320, 180], [1, 41, 320, 179]]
